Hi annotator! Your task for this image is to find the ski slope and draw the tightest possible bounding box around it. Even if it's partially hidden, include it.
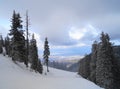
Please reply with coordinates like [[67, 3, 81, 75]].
[[0, 54, 103, 89]]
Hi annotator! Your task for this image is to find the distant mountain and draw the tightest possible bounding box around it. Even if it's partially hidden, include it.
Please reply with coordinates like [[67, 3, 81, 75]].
[[48, 56, 83, 72], [113, 46, 120, 60]]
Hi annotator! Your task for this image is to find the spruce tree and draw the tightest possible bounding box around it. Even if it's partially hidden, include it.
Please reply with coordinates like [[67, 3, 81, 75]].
[[9, 11, 27, 67], [78, 54, 91, 78], [29, 34, 43, 74], [0, 35, 3, 53], [9, 11, 22, 61], [4, 36, 10, 55], [89, 41, 98, 83], [96, 32, 114, 89], [37, 59, 43, 74], [30, 34, 38, 71], [0, 35, 4, 46], [112, 55, 120, 89], [43, 37, 50, 72]]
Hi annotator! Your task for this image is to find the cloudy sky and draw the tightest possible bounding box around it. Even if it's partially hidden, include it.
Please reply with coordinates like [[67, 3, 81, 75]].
[[0, 0, 120, 58]]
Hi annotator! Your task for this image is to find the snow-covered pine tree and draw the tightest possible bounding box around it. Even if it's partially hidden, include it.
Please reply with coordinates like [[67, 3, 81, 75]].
[[37, 59, 43, 74], [29, 34, 38, 72], [112, 55, 120, 89], [0, 35, 4, 46], [43, 37, 50, 72], [89, 41, 98, 83], [0, 35, 3, 53], [9, 11, 27, 67], [4, 36, 10, 55], [96, 32, 114, 89], [8, 39, 12, 57], [9, 11, 21, 61], [78, 54, 91, 79]]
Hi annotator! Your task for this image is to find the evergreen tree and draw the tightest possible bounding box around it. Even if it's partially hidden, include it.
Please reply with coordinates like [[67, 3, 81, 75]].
[[9, 11, 22, 61], [78, 54, 91, 79], [0, 35, 3, 53], [9, 11, 27, 67], [4, 36, 10, 55], [112, 55, 120, 89], [89, 41, 98, 83], [30, 34, 38, 71], [29, 34, 43, 74], [43, 37, 50, 72], [37, 59, 43, 74], [9, 11, 22, 36], [8, 39, 12, 57], [96, 32, 114, 89], [0, 35, 4, 46], [78, 32, 120, 89]]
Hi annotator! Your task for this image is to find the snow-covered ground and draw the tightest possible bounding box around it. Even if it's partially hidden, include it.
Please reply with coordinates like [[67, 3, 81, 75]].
[[0, 54, 103, 89]]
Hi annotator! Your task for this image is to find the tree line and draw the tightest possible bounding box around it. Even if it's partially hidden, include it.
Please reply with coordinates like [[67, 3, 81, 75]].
[[0, 11, 50, 74], [78, 32, 120, 89]]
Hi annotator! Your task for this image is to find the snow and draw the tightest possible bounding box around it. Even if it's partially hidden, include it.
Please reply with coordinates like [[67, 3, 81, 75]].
[[0, 54, 103, 89]]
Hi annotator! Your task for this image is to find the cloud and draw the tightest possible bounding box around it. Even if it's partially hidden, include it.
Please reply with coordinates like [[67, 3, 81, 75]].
[[69, 24, 100, 41], [35, 8, 79, 46], [0, 0, 120, 56], [92, 13, 120, 40]]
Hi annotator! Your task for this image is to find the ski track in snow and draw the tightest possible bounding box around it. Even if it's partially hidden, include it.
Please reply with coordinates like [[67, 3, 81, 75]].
[[0, 54, 103, 89]]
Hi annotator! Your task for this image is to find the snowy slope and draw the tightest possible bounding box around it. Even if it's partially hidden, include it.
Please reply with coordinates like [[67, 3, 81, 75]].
[[0, 54, 103, 89]]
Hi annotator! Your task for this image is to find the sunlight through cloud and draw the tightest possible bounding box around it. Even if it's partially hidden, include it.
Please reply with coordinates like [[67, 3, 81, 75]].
[[69, 24, 99, 41]]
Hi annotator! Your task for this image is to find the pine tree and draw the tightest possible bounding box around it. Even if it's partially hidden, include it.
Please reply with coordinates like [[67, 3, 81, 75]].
[[96, 32, 114, 89], [37, 59, 43, 74], [112, 55, 120, 89], [30, 34, 38, 71], [4, 36, 10, 55], [43, 37, 50, 72], [9, 11, 22, 36], [9, 11, 22, 61], [78, 54, 91, 78], [9, 11, 27, 67], [89, 41, 98, 83], [0, 35, 3, 53], [1, 35, 4, 46], [8, 39, 12, 57]]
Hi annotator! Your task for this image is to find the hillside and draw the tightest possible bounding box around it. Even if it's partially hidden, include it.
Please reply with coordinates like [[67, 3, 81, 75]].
[[49, 60, 80, 72], [0, 54, 103, 89]]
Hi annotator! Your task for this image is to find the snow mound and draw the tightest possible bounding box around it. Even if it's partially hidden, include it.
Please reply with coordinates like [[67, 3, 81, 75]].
[[0, 54, 103, 89]]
